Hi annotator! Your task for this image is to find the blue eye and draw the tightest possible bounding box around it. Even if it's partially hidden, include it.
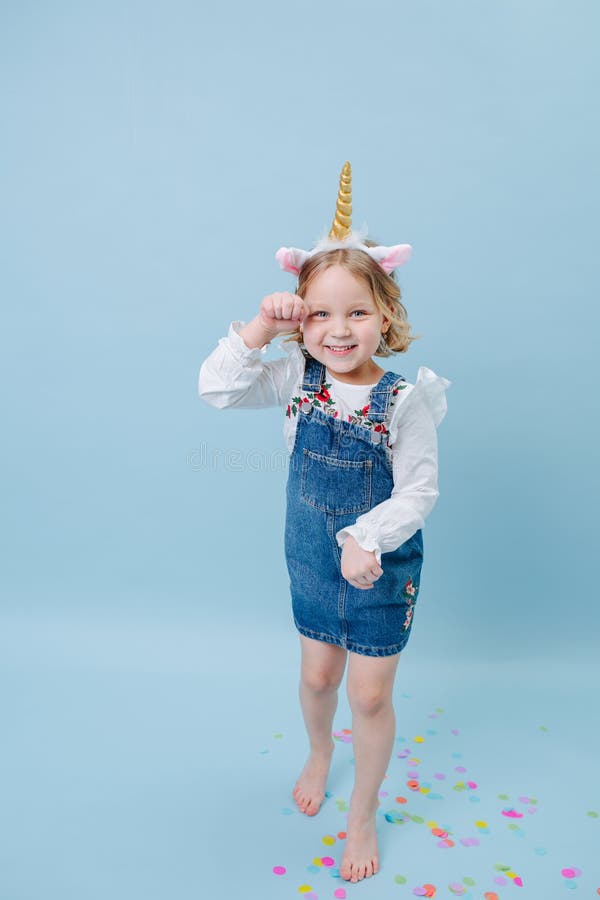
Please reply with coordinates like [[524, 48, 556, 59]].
[[312, 310, 368, 318]]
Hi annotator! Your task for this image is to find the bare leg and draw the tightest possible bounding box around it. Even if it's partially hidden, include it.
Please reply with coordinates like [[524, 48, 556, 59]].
[[340, 650, 401, 882], [292, 634, 347, 816]]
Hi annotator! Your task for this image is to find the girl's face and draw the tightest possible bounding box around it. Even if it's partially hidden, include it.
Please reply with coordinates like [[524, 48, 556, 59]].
[[300, 264, 389, 385]]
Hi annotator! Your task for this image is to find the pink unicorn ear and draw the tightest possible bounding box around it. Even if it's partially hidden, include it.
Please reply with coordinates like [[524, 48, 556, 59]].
[[373, 244, 412, 274], [275, 247, 310, 275]]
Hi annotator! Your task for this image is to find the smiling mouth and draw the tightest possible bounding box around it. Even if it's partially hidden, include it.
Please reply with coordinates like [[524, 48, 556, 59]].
[[325, 345, 357, 353]]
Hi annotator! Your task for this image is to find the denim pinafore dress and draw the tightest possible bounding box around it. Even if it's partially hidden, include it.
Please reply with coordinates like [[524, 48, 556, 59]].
[[285, 352, 424, 657]]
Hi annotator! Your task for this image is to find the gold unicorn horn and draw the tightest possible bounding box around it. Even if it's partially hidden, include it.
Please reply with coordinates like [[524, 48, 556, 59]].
[[328, 161, 352, 240]]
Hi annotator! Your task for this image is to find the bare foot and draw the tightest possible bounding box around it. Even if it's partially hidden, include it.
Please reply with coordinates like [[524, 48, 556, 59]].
[[339, 801, 380, 882], [292, 742, 334, 816]]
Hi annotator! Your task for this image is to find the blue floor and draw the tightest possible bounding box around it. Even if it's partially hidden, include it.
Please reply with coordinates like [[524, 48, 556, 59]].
[[1, 613, 598, 899]]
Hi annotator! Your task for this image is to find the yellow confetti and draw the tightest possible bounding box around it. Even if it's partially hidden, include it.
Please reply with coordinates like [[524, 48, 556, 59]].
[[311, 858, 323, 867], [475, 820, 488, 828], [322, 835, 335, 846], [298, 886, 313, 894], [414, 736, 425, 743]]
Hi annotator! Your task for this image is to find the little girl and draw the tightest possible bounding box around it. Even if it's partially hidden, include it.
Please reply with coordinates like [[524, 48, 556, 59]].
[[198, 163, 451, 884]]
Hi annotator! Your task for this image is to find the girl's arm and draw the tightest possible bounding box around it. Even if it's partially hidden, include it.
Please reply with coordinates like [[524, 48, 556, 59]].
[[198, 318, 298, 409], [335, 367, 451, 564]]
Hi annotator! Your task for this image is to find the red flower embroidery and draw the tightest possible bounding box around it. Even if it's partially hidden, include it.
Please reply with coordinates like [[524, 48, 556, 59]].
[[361, 404, 370, 415], [315, 387, 331, 403]]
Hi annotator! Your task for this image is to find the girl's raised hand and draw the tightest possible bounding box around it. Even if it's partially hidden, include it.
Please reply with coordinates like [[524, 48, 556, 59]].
[[259, 292, 306, 335], [340, 536, 384, 590]]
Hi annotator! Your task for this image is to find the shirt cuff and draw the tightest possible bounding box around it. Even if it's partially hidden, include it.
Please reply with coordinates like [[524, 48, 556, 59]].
[[336, 526, 382, 566], [224, 320, 271, 361]]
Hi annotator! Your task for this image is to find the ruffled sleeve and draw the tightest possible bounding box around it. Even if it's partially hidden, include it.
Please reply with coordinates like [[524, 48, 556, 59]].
[[336, 365, 451, 564], [198, 320, 299, 409], [387, 365, 451, 446]]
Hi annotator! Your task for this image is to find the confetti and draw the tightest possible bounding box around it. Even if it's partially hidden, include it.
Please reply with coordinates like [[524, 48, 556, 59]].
[[272, 865, 286, 875], [334, 890, 347, 899]]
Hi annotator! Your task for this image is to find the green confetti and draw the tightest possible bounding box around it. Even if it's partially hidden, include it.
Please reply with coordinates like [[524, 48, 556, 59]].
[[463, 876, 476, 886], [394, 874, 407, 884], [588, 810, 599, 818], [498, 793, 509, 800], [273, 733, 283, 739]]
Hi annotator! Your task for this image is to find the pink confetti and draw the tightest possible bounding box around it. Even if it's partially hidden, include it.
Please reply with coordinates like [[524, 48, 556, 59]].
[[514, 876, 524, 887], [502, 808, 523, 818], [455, 766, 466, 773], [321, 856, 334, 867], [494, 876, 507, 886], [434, 772, 446, 780], [451, 728, 459, 735], [272, 865, 286, 875], [334, 890, 347, 899], [467, 781, 478, 789], [561, 867, 582, 879]]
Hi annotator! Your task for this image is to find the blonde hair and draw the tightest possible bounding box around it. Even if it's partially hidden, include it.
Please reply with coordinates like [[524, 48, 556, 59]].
[[279, 239, 421, 356]]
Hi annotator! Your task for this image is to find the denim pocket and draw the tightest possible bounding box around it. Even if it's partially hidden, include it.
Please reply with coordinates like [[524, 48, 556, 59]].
[[300, 449, 372, 514]]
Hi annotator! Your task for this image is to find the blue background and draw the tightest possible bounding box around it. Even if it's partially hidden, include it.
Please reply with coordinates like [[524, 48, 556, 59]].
[[1, 1, 598, 898]]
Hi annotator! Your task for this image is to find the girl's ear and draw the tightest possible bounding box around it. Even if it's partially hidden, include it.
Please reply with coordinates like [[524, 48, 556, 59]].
[[370, 244, 412, 274], [275, 247, 310, 275]]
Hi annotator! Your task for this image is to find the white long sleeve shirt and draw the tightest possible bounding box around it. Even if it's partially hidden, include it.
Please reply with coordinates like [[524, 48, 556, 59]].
[[198, 320, 452, 565]]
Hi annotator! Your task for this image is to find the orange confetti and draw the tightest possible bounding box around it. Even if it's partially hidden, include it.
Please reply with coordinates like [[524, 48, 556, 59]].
[[337, 831, 347, 840], [395, 796, 408, 804], [407, 779, 420, 791], [484, 893, 499, 900]]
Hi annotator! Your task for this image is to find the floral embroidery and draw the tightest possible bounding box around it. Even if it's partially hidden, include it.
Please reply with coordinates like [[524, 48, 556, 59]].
[[345, 379, 408, 448], [402, 576, 418, 630], [286, 382, 338, 419], [285, 376, 408, 447]]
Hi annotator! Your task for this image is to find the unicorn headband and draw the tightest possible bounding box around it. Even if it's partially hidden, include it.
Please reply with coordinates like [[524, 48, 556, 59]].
[[275, 161, 412, 277]]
